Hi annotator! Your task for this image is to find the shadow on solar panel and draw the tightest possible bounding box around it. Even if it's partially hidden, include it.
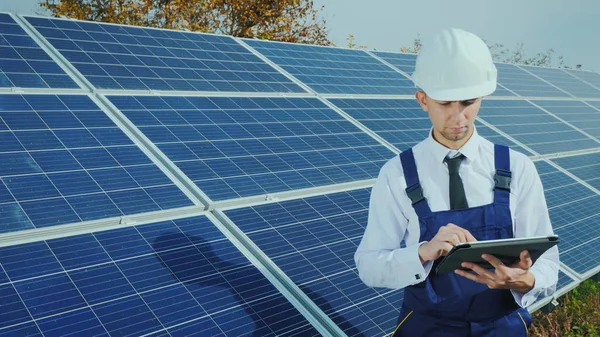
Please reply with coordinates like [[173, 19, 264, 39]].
[[152, 231, 362, 336]]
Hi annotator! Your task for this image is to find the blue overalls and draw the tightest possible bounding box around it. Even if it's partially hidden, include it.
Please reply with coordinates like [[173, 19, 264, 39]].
[[392, 144, 533, 337]]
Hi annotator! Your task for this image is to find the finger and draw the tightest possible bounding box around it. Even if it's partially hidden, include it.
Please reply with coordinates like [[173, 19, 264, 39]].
[[463, 229, 477, 242], [440, 233, 460, 246], [439, 242, 454, 256], [482, 254, 506, 269], [513, 250, 533, 269], [446, 224, 476, 242], [454, 268, 493, 286], [462, 261, 496, 281]]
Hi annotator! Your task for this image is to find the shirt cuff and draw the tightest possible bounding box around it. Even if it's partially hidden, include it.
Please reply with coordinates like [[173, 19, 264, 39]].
[[511, 268, 543, 308], [393, 241, 433, 285]]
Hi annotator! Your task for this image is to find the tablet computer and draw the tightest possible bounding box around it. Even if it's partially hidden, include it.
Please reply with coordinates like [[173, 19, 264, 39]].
[[435, 235, 559, 274]]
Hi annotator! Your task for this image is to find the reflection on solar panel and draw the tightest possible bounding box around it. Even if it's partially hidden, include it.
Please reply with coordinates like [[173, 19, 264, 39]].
[[0, 215, 321, 336], [521, 66, 600, 98], [557, 270, 576, 290], [25, 16, 305, 93], [224, 188, 403, 336], [108, 95, 394, 201], [552, 152, 600, 191], [0, 94, 193, 233], [327, 98, 531, 154], [371, 51, 416, 75], [566, 69, 600, 90], [244, 39, 415, 95], [532, 100, 600, 139], [0, 14, 78, 89], [495, 63, 570, 97], [478, 100, 599, 154], [535, 160, 600, 275]]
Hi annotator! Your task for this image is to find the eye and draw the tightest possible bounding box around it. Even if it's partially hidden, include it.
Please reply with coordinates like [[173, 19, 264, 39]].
[[461, 100, 477, 106]]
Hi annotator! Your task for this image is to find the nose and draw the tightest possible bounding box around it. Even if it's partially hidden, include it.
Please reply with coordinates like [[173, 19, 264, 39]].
[[448, 102, 468, 120]]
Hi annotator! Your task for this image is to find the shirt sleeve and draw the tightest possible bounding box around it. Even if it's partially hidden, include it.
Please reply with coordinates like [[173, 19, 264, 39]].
[[511, 155, 560, 308], [354, 160, 433, 289]]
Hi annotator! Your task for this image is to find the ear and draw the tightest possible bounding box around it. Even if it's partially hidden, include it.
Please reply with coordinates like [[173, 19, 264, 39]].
[[415, 91, 429, 112]]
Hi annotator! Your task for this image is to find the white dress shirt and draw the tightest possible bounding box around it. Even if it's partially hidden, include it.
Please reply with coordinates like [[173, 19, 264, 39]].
[[354, 127, 560, 308]]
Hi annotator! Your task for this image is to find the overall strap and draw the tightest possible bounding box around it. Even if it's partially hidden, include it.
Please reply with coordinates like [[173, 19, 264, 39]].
[[400, 148, 432, 217], [493, 144, 511, 206]]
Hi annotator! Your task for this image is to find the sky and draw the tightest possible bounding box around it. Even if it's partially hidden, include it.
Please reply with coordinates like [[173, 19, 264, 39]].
[[1, 0, 599, 72]]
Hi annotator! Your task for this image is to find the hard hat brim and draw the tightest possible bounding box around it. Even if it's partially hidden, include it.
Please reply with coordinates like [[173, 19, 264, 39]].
[[417, 81, 497, 101]]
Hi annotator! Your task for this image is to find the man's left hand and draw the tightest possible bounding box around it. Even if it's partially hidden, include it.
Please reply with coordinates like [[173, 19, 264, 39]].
[[454, 250, 535, 294]]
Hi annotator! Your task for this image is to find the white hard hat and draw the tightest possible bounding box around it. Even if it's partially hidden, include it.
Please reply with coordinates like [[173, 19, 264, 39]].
[[411, 28, 497, 101]]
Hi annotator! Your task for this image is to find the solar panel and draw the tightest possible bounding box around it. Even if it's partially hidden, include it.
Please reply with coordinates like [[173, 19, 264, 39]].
[[224, 188, 403, 337], [24, 16, 305, 93], [495, 63, 571, 98], [371, 51, 416, 75], [327, 98, 532, 154], [531, 100, 600, 140], [535, 160, 600, 275], [557, 270, 577, 290], [566, 69, 600, 91], [0, 215, 322, 336], [244, 39, 415, 95], [521, 66, 600, 98], [551, 152, 600, 191], [0, 93, 193, 233], [107, 95, 394, 201], [0, 13, 78, 89], [478, 100, 599, 154]]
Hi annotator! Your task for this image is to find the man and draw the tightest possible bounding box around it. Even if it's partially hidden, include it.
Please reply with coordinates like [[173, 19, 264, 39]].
[[354, 28, 559, 336]]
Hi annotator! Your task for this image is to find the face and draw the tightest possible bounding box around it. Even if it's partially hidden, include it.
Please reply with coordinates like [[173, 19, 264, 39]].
[[415, 91, 482, 149]]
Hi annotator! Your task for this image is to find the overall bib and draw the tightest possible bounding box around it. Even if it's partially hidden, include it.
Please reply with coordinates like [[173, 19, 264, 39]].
[[392, 144, 532, 337]]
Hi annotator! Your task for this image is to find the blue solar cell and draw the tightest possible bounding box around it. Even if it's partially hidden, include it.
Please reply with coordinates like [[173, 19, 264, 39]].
[[522, 66, 600, 98], [567, 69, 600, 92], [26, 16, 304, 93], [327, 98, 531, 154], [0, 94, 194, 233], [557, 270, 576, 290], [0, 14, 78, 89], [69, 263, 136, 304], [0, 215, 320, 336], [531, 100, 600, 140], [16, 273, 87, 319], [478, 100, 598, 154], [0, 241, 62, 281], [0, 321, 42, 336], [539, 163, 600, 275], [552, 152, 600, 191], [46, 234, 111, 269], [224, 188, 403, 336], [109, 95, 393, 201], [0, 283, 31, 328], [495, 63, 571, 97], [37, 308, 109, 337], [245, 39, 414, 95]]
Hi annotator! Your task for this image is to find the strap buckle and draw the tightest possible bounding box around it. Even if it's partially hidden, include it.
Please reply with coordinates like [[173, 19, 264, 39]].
[[494, 169, 512, 191], [405, 182, 425, 205]]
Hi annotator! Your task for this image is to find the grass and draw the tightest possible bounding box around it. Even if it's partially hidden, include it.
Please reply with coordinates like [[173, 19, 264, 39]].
[[530, 279, 599, 337]]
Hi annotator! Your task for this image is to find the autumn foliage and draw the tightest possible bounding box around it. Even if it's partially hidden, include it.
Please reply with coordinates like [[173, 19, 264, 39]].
[[39, 0, 332, 45]]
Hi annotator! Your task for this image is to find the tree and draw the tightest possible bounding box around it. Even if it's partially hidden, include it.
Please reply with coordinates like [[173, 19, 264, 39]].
[[395, 36, 578, 69], [39, 0, 332, 45]]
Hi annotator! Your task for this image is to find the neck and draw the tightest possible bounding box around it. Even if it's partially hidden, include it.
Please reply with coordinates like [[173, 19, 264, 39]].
[[432, 127, 474, 150]]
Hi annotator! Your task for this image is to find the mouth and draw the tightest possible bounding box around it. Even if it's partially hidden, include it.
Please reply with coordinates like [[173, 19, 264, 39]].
[[449, 127, 466, 133]]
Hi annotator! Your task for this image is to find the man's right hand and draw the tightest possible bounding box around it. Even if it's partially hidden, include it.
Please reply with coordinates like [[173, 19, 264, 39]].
[[418, 224, 477, 263]]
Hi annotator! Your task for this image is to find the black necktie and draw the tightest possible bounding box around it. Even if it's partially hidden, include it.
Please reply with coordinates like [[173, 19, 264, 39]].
[[445, 154, 468, 210]]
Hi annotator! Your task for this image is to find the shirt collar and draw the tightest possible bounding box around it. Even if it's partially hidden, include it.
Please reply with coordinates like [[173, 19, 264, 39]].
[[425, 126, 481, 164]]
